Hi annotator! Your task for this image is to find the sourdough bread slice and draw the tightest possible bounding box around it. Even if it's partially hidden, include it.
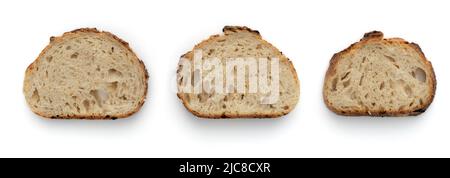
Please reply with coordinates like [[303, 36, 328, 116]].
[[323, 31, 436, 116], [177, 26, 300, 118], [24, 28, 148, 119]]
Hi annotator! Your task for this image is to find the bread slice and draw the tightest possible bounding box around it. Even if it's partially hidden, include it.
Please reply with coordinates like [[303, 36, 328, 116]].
[[177, 26, 300, 118], [323, 31, 436, 116], [24, 28, 148, 119]]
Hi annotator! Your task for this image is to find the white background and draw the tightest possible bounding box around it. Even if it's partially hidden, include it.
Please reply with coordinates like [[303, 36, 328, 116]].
[[0, 0, 449, 158]]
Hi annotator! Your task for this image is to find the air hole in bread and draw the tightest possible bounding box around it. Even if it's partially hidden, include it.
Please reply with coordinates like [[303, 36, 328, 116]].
[[331, 77, 338, 92], [362, 57, 367, 64], [90, 89, 108, 108], [119, 95, 127, 100], [207, 49, 215, 56], [256, 44, 262, 49], [359, 75, 364, 86], [347, 62, 353, 70], [31, 89, 40, 103], [384, 55, 400, 69], [107, 81, 118, 92], [341, 71, 351, 80], [403, 85, 413, 97], [46, 56, 53, 63], [70, 52, 79, 59], [74, 103, 80, 113], [343, 80, 351, 88], [379, 82, 385, 90], [351, 92, 357, 100], [198, 93, 208, 102], [413, 68, 426, 83], [108, 69, 123, 79], [83, 100, 90, 112]]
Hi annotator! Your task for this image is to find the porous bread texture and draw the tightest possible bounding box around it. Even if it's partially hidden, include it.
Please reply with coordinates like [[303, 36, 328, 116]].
[[323, 31, 436, 116], [177, 26, 300, 119], [24, 28, 148, 119]]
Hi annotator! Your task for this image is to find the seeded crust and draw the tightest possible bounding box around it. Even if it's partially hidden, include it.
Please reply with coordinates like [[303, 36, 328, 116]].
[[323, 31, 436, 116], [177, 26, 300, 119], [24, 28, 149, 120]]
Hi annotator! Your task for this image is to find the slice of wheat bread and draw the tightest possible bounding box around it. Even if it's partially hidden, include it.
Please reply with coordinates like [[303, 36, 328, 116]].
[[24, 28, 148, 120], [177, 26, 300, 119], [323, 31, 436, 116]]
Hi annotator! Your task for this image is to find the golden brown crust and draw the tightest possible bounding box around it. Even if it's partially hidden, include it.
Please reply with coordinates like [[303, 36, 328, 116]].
[[177, 26, 300, 119], [223, 26, 261, 36], [323, 31, 436, 117], [24, 28, 149, 120]]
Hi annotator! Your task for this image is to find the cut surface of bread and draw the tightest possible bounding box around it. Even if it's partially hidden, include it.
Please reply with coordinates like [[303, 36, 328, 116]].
[[323, 31, 436, 116], [177, 26, 300, 119], [24, 28, 148, 119]]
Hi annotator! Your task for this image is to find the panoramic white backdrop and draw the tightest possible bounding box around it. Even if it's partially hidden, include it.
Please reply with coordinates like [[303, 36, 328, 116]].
[[0, 0, 449, 157]]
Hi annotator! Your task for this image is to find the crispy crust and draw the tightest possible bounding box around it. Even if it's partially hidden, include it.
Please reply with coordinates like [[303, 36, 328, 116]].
[[177, 26, 300, 119], [24, 28, 149, 120], [323, 31, 436, 117]]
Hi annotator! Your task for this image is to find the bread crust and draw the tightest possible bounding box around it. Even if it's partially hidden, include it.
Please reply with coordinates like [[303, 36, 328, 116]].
[[177, 26, 300, 119], [24, 28, 149, 120], [323, 31, 436, 116]]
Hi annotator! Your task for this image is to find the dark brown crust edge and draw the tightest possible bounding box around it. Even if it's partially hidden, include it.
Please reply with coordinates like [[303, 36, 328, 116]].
[[177, 26, 300, 119], [24, 28, 149, 120], [323, 31, 436, 117]]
